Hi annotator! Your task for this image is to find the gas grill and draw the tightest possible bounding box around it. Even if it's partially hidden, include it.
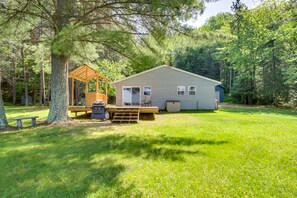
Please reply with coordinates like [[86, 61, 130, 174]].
[[91, 101, 106, 120]]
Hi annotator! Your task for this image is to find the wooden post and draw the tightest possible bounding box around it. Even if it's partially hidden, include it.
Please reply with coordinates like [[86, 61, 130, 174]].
[[105, 80, 108, 104], [72, 78, 74, 106], [85, 68, 88, 106], [86, 81, 88, 94], [96, 76, 99, 93]]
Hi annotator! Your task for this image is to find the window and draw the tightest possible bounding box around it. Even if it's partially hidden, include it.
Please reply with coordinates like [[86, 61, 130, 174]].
[[143, 86, 151, 96], [188, 86, 196, 95], [177, 86, 185, 95]]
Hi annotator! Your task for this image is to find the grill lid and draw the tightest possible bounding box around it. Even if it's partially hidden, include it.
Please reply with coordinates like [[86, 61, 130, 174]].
[[92, 101, 105, 106]]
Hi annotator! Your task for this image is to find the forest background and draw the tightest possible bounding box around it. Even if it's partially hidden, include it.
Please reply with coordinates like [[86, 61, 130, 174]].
[[0, 0, 296, 110]]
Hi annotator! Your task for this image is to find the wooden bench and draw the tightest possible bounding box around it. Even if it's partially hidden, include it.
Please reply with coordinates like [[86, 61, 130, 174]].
[[12, 116, 39, 128]]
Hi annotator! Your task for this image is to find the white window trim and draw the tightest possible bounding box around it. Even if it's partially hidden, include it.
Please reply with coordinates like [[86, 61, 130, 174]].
[[122, 86, 141, 106], [143, 86, 151, 96], [177, 86, 186, 95], [188, 86, 196, 95]]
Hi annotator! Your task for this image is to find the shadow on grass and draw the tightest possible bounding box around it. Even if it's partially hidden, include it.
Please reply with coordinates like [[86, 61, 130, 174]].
[[220, 107, 297, 117], [0, 126, 228, 196]]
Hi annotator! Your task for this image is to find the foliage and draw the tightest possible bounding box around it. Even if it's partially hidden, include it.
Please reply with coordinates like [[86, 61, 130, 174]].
[[1, 0, 210, 59], [200, 12, 233, 33], [1, 106, 296, 196], [97, 60, 133, 95], [0, 0, 214, 122], [0, 0, 296, 114], [221, 0, 297, 105], [147, 0, 297, 107]]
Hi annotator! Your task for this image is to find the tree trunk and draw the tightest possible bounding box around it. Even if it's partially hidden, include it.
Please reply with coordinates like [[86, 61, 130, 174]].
[[0, 71, 8, 130], [46, 54, 70, 123], [12, 60, 17, 105], [9, 44, 17, 105], [46, 75, 50, 106], [33, 88, 37, 104], [47, 0, 71, 123], [39, 64, 45, 105], [229, 67, 232, 92], [272, 41, 277, 105], [21, 47, 29, 106]]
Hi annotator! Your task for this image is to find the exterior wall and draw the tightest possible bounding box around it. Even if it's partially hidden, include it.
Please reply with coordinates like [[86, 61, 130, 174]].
[[114, 66, 219, 110]]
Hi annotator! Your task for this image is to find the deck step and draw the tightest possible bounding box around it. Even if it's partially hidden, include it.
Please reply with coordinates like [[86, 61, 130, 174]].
[[113, 116, 139, 119], [113, 114, 138, 117], [113, 112, 139, 114], [112, 119, 138, 122], [114, 110, 139, 113], [112, 108, 140, 123]]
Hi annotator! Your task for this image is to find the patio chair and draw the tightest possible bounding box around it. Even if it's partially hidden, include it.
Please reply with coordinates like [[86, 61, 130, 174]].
[[141, 95, 152, 106]]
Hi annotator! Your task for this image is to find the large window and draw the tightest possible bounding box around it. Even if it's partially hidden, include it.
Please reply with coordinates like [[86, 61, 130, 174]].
[[177, 86, 186, 95], [143, 86, 151, 96], [188, 86, 196, 95]]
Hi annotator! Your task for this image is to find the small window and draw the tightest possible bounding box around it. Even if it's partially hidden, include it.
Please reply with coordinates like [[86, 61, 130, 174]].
[[177, 86, 185, 95], [188, 86, 196, 95], [143, 86, 151, 96]]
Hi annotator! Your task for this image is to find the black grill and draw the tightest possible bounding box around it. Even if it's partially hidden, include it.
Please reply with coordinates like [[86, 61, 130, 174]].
[[91, 101, 106, 120]]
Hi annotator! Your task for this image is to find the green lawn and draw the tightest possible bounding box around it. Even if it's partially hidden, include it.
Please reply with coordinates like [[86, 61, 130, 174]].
[[0, 106, 296, 197]]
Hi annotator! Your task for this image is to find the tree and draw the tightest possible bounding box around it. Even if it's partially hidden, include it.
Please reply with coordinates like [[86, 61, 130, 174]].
[[200, 12, 232, 33], [1, 0, 210, 123], [32, 43, 51, 105], [0, 69, 8, 130], [221, 0, 296, 105], [161, 0, 296, 106], [0, 32, 12, 129]]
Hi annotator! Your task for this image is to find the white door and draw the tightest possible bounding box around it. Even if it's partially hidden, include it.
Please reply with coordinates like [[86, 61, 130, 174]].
[[122, 87, 140, 106], [216, 91, 220, 102]]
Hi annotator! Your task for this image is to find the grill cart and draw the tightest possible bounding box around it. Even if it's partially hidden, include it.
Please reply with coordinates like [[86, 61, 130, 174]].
[[91, 101, 106, 120]]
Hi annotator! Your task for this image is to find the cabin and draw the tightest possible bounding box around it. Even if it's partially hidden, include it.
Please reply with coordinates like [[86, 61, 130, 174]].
[[111, 65, 221, 110], [68, 64, 159, 122]]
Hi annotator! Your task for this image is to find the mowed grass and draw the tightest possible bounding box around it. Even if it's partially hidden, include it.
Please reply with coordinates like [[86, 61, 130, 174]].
[[0, 106, 296, 197], [5, 106, 49, 126]]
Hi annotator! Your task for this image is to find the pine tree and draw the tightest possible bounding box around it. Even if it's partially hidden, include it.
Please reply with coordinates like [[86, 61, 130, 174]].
[[1, 0, 208, 123]]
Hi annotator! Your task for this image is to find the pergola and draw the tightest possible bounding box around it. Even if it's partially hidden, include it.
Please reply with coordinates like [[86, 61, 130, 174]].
[[69, 64, 109, 106]]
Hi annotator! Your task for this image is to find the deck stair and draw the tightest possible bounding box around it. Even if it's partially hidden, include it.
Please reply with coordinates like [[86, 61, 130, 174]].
[[112, 108, 140, 123]]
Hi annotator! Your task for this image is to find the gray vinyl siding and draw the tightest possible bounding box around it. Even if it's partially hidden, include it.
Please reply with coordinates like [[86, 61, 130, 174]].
[[113, 66, 219, 110]]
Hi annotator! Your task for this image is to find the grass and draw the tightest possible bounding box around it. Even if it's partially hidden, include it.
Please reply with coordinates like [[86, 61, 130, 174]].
[[5, 106, 49, 126], [0, 106, 296, 197]]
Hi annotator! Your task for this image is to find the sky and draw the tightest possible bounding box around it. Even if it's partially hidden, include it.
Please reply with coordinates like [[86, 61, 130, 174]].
[[186, 0, 262, 28]]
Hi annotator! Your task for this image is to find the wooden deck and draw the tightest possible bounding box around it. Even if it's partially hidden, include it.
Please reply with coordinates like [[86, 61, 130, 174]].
[[69, 106, 159, 120], [69, 106, 92, 117], [106, 106, 158, 113]]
